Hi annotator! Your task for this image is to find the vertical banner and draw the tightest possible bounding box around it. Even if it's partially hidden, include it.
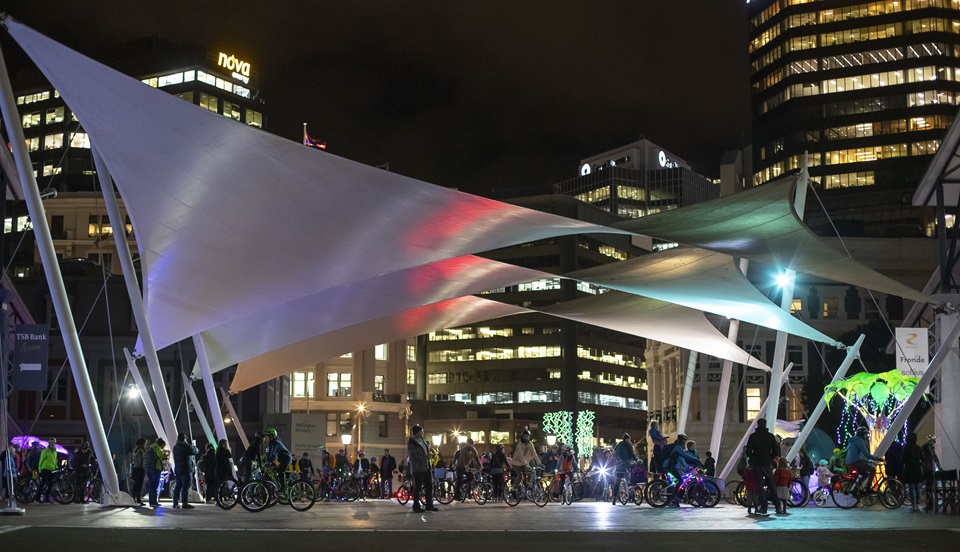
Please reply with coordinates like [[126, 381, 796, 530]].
[[12, 324, 49, 391], [895, 327, 929, 376]]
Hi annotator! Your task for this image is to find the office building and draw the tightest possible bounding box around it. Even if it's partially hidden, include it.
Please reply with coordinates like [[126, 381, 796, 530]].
[[748, 0, 960, 236]]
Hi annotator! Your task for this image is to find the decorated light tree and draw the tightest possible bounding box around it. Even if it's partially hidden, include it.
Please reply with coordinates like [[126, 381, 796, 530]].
[[823, 369, 919, 451]]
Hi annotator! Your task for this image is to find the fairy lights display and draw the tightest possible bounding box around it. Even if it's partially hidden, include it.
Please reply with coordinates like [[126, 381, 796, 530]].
[[542, 411, 573, 447], [824, 369, 918, 450], [575, 410, 595, 461]]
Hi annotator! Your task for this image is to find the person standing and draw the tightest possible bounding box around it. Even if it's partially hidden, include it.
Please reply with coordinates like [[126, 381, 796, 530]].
[[0, 445, 17, 500], [455, 438, 480, 501], [299, 452, 314, 482], [649, 421, 667, 475], [407, 424, 438, 513], [146, 438, 165, 507], [201, 443, 217, 503], [797, 448, 814, 492], [773, 457, 792, 514], [237, 432, 263, 484], [379, 448, 397, 499], [612, 433, 638, 505], [744, 418, 780, 515], [215, 439, 234, 501], [921, 435, 941, 512], [901, 432, 923, 512], [703, 451, 716, 477], [171, 433, 199, 509], [130, 438, 147, 505]]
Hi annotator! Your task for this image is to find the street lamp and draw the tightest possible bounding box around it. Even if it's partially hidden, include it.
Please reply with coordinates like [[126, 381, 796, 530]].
[[341, 432, 352, 460], [546, 434, 557, 447], [431, 434, 442, 447], [356, 404, 366, 456], [457, 433, 468, 445]]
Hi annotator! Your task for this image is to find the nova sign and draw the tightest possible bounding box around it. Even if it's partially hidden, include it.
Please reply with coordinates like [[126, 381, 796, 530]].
[[218, 52, 252, 84]]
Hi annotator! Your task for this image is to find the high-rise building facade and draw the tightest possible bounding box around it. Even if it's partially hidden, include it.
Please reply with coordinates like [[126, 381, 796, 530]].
[[749, 0, 960, 197]]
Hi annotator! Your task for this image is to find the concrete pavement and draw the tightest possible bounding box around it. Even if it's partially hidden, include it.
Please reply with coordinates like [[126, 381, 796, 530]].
[[1, 498, 958, 551]]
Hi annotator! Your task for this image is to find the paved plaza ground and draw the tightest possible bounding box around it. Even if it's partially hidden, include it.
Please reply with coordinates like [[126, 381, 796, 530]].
[[1, 497, 959, 551]]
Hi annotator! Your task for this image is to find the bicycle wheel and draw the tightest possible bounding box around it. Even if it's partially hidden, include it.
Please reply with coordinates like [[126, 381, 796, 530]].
[[788, 478, 809, 508], [812, 487, 828, 507], [240, 481, 271, 512], [694, 479, 720, 508], [503, 478, 523, 507], [51, 479, 73, 504], [879, 478, 905, 509], [16, 478, 37, 503], [396, 482, 411, 505], [733, 480, 747, 506], [645, 479, 673, 508], [216, 480, 239, 510], [831, 478, 859, 509], [561, 481, 573, 505], [288, 481, 317, 512], [723, 480, 740, 505], [83, 479, 105, 504], [478, 481, 494, 505], [434, 480, 454, 505], [617, 479, 629, 505], [531, 480, 549, 507], [572, 481, 584, 502]]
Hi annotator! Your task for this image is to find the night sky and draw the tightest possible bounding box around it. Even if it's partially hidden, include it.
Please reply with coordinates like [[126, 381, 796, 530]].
[[2, 1, 751, 196]]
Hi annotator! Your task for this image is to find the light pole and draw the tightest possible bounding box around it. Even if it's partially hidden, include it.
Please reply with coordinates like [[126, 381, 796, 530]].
[[356, 404, 366, 458], [546, 435, 557, 447]]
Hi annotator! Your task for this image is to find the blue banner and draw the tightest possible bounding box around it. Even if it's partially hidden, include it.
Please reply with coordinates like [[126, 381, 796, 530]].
[[12, 324, 49, 391]]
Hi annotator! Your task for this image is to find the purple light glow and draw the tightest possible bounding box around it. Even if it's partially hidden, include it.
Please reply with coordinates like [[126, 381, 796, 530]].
[[10, 435, 70, 455]]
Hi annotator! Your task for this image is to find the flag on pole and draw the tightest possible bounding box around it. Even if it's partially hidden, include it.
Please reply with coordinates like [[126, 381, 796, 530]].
[[303, 123, 327, 150]]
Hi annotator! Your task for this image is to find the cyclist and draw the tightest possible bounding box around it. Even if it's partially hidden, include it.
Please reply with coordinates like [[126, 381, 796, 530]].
[[237, 432, 263, 483], [649, 421, 668, 475], [455, 438, 480, 501], [72, 442, 95, 484], [510, 429, 543, 479], [38, 439, 59, 503], [845, 426, 881, 491], [262, 428, 293, 490], [612, 433, 638, 505], [557, 445, 577, 495]]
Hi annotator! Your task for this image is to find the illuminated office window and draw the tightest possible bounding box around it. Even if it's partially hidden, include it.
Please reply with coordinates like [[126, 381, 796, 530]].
[[45, 106, 64, 124], [375, 344, 387, 361], [223, 101, 241, 121], [199, 92, 218, 113], [746, 387, 762, 421], [22, 112, 40, 128], [246, 109, 263, 128], [43, 133, 63, 150], [290, 371, 314, 398]]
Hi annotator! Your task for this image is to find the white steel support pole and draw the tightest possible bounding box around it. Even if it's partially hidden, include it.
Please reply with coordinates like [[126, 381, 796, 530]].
[[220, 387, 250, 450], [766, 163, 809, 424], [124, 349, 165, 441], [718, 363, 794, 482], [677, 351, 699, 435], [710, 259, 749, 457], [875, 314, 960, 458], [181, 372, 216, 448], [785, 334, 863, 463], [0, 42, 126, 504], [91, 146, 178, 449], [193, 335, 228, 443], [0, 294, 24, 515]]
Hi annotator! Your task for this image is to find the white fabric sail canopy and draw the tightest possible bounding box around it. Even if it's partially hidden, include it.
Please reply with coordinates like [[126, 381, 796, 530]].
[[194, 255, 555, 376], [539, 291, 772, 372], [566, 246, 840, 346], [5, 20, 620, 353], [614, 175, 934, 305], [230, 296, 531, 392]]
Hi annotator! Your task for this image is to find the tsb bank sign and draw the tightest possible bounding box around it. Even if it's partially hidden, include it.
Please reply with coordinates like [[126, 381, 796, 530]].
[[218, 52, 252, 84]]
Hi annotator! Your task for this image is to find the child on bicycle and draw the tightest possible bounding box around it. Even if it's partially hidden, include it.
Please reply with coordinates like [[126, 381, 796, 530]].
[[815, 459, 832, 489]]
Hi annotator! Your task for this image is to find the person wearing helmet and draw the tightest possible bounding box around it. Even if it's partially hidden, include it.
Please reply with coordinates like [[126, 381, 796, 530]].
[[262, 428, 293, 491], [37, 439, 59, 503], [510, 429, 543, 479], [845, 426, 881, 490], [816, 459, 833, 489], [612, 433, 638, 505]]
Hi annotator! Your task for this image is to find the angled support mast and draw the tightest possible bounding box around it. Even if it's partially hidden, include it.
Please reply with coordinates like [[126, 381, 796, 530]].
[[91, 146, 179, 449], [766, 157, 809, 423], [193, 334, 228, 443], [0, 34, 129, 505], [710, 258, 749, 457]]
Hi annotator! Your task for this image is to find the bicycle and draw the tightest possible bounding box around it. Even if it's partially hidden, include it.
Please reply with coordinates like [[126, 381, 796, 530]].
[[503, 466, 549, 507], [240, 461, 316, 512], [457, 469, 494, 505], [733, 476, 809, 509], [831, 462, 904, 509], [615, 462, 648, 505], [645, 468, 720, 508]]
